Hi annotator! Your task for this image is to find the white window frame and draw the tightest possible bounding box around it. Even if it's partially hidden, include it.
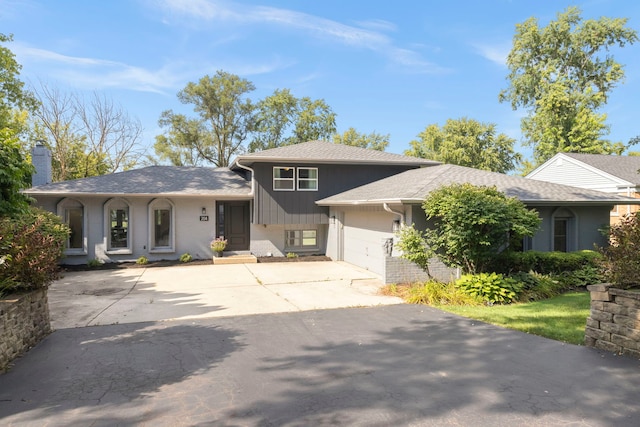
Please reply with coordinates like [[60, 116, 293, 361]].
[[57, 198, 87, 255], [273, 166, 295, 191], [285, 229, 318, 250], [104, 198, 132, 254], [148, 198, 175, 253], [297, 167, 318, 191]]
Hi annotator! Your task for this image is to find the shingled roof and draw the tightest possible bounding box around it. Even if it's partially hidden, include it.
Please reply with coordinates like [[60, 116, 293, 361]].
[[25, 166, 251, 197], [232, 140, 438, 166], [317, 164, 638, 206], [561, 153, 640, 184]]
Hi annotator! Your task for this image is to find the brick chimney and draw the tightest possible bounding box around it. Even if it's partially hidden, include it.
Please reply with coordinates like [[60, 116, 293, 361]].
[[31, 143, 52, 186]]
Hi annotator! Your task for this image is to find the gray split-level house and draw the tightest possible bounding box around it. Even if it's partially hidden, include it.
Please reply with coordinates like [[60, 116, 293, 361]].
[[26, 141, 638, 284]]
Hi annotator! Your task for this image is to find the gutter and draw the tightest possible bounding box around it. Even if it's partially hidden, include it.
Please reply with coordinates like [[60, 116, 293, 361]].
[[233, 159, 255, 197]]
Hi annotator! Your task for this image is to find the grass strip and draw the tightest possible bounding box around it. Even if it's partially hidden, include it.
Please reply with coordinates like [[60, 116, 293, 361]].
[[436, 291, 590, 345]]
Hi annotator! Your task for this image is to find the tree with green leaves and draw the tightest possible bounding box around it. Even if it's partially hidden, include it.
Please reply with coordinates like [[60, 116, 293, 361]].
[[333, 127, 389, 151], [249, 89, 336, 152], [405, 117, 520, 173], [157, 73, 338, 163], [421, 183, 541, 274], [500, 7, 638, 169], [0, 33, 38, 216], [158, 71, 257, 167]]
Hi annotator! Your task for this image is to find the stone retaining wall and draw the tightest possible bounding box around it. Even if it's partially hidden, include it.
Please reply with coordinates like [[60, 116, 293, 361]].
[[585, 284, 640, 359], [0, 289, 51, 372]]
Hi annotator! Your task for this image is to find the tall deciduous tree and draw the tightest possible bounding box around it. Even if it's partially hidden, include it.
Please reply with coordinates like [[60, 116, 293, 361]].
[[405, 117, 520, 173], [0, 33, 37, 216], [158, 71, 256, 167], [158, 72, 338, 163], [500, 7, 638, 168], [32, 83, 143, 181], [333, 127, 389, 151], [249, 89, 336, 152]]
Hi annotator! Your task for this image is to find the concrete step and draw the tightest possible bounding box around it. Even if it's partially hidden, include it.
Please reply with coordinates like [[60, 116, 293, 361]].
[[212, 254, 258, 265]]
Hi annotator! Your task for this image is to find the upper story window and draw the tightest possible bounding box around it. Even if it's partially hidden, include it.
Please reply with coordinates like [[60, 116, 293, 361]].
[[57, 198, 86, 255], [273, 166, 318, 191], [297, 167, 318, 191], [273, 167, 295, 191], [105, 198, 131, 253]]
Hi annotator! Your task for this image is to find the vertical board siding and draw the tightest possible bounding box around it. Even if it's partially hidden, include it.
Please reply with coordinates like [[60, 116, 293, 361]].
[[254, 163, 416, 225]]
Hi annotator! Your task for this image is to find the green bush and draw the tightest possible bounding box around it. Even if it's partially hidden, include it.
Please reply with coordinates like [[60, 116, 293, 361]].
[[599, 213, 640, 289], [489, 250, 601, 275], [179, 253, 193, 263], [509, 271, 565, 301], [87, 258, 103, 268], [286, 252, 298, 258], [405, 280, 482, 306], [136, 256, 149, 265], [455, 273, 522, 305], [0, 208, 68, 296]]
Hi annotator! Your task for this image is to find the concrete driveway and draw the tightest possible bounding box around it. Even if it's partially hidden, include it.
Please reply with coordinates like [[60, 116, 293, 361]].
[[49, 261, 403, 329]]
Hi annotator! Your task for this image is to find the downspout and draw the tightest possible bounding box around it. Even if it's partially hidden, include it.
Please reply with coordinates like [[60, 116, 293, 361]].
[[234, 159, 255, 197], [233, 159, 256, 226], [383, 202, 404, 225]]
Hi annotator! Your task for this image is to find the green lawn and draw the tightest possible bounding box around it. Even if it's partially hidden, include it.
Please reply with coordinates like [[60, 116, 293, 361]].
[[437, 291, 591, 345]]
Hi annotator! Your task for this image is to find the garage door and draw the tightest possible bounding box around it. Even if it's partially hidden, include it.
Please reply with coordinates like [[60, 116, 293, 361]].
[[343, 210, 392, 276]]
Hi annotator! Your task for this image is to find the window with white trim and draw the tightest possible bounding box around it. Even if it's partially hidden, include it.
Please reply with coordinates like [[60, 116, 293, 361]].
[[105, 198, 131, 253], [297, 167, 318, 191], [149, 199, 175, 252], [285, 229, 317, 249], [57, 198, 86, 255], [273, 167, 295, 191]]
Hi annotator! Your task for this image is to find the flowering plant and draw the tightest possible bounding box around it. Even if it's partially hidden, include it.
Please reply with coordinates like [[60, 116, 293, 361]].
[[211, 237, 228, 252]]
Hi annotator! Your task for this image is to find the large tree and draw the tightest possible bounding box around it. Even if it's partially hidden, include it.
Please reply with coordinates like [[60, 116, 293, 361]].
[[332, 127, 389, 151], [32, 83, 143, 181], [500, 7, 638, 168], [249, 89, 336, 152], [157, 72, 338, 164], [157, 71, 256, 167], [405, 117, 520, 173], [0, 33, 37, 216]]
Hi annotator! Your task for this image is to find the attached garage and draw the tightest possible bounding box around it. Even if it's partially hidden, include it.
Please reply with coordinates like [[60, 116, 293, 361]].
[[342, 208, 394, 276]]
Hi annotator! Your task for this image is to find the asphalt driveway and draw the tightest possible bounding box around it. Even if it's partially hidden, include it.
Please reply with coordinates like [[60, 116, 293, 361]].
[[2, 261, 639, 425], [1, 304, 639, 426], [48, 261, 402, 329]]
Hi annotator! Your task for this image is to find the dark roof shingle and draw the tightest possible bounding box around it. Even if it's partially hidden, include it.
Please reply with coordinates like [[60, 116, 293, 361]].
[[317, 164, 638, 206], [25, 166, 251, 197], [233, 140, 438, 166]]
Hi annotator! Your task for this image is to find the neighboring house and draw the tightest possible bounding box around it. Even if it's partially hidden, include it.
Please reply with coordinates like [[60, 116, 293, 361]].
[[526, 153, 640, 225], [26, 141, 638, 284]]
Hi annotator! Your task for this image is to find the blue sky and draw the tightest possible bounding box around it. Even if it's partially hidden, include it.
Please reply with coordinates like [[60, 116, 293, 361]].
[[3, 0, 640, 162]]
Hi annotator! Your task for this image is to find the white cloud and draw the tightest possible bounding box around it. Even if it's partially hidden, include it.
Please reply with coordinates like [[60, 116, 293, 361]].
[[152, 0, 446, 74], [472, 42, 511, 66], [13, 43, 188, 93], [13, 42, 293, 93]]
